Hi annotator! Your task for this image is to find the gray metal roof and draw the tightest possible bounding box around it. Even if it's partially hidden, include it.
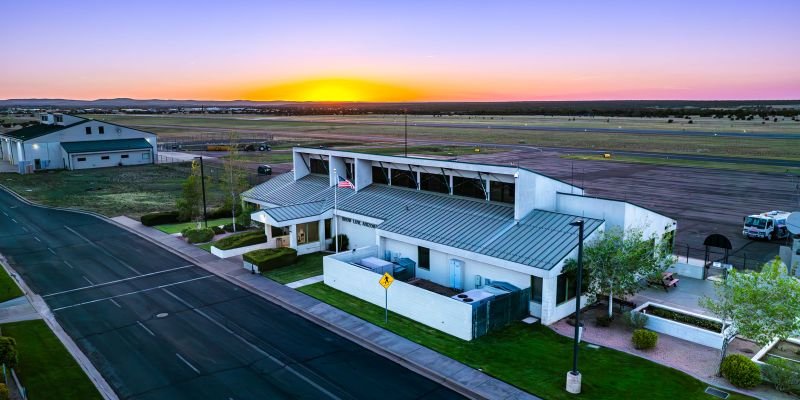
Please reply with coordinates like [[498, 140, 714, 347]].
[[243, 172, 603, 270]]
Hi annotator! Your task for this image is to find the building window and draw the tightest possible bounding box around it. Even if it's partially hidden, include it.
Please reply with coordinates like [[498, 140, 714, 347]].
[[310, 158, 327, 174], [296, 221, 320, 245], [142, 152, 150, 160], [85, 127, 92, 135], [271, 225, 287, 237], [453, 176, 485, 200], [77, 157, 86, 162], [420, 172, 449, 194], [345, 162, 355, 181], [556, 270, 589, 305], [55, 115, 63, 123], [531, 276, 543, 303], [121, 154, 129, 159], [41, 116, 47, 122], [490, 181, 515, 204], [418, 246, 430, 270], [101, 156, 110, 160], [372, 166, 389, 184], [324, 219, 332, 239], [391, 168, 416, 189], [99, 126, 105, 134]]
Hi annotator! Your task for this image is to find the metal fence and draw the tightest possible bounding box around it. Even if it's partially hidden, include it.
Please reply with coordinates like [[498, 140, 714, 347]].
[[156, 154, 271, 187], [472, 288, 531, 339], [2, 364, 26, 400], [672, 242, 768, 272], [156, 133, 274, 152]]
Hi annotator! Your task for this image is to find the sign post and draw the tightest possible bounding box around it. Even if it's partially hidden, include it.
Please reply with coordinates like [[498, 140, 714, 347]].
[[379, 272, 394, 323]]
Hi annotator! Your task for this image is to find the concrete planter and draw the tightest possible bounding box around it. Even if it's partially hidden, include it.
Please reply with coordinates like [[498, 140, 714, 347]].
[[633, 301, 730, 349], [211, 242, 272, 259], [752, 338, 800, 366]]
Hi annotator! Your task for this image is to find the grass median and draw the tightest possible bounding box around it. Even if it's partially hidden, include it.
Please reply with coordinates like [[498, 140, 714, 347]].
[[0, 266, 23, 303], [0, 320, 102, 400], [298, 282, 751, 400]]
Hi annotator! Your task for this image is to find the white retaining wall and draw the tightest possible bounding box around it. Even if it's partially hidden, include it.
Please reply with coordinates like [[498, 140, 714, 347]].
[[666, 262, 704, 280], [634, 301, 729, 349], [211, 241, 273, 259], [324, 251, 475, 340]]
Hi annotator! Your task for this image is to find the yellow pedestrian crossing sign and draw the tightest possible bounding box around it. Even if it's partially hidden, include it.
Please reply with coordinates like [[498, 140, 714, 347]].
[[379, 272, 394, 289]]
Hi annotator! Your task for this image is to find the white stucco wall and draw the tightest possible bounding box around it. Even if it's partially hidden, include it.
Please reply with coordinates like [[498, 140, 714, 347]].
[[324, 254, 475, 340], [335, 217, 377, 250], [555, 193, 675, 241]]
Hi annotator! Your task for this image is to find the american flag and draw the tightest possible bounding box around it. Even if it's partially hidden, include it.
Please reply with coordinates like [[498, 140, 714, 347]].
[[337, 176, 355, 189]]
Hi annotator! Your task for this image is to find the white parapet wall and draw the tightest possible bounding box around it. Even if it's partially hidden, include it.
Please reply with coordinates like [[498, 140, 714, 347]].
[[211, 241, 274, 259], [665, 262, 704, 280], [324, 249, 475, 340], [633, 301, 730, 349]]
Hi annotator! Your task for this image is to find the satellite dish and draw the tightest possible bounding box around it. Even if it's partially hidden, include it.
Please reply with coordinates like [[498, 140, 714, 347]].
[[788, 212, 800, 235]]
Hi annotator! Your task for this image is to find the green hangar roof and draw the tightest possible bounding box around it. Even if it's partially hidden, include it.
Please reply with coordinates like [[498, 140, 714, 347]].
[[0, 121, 85, 141], [60, 138, 153, 154]]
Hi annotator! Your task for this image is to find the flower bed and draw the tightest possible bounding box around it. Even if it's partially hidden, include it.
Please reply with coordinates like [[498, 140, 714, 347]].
[[633, 302, 729, 349]]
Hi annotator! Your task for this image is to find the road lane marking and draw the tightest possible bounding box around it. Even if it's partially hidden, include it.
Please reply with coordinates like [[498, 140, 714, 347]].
[[175, 353, 200, 374], [1, 212, 6, 216], [162, 288, 343, 400], [21, 226, 28, 232], [51, 275, 213, 311], [109, 299, 122, 308], [33, 236, 41, 242], [63, 260, 75, 269], [83, 276, 94, 285], [63, 225, 141, 274], [11, 219, 17, 223], [137, 321, 156, 337], [47, 248, 56, 255], [44, 265, 194, 298]]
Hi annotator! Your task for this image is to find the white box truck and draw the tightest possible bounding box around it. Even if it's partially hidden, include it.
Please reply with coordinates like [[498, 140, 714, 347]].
[[743, 210, 791, 240]]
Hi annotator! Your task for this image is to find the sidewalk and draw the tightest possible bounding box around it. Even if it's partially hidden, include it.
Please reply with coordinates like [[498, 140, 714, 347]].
[[0, 296, 40, 324], [112, 216, 538, 400]]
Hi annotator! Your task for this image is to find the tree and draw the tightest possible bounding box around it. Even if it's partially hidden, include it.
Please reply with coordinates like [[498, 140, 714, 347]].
[[176, 159, 204, 223], [700, 257, 800, 373], [566, 226, 674, 319], [221, 133, 248, 231], [0, 337, 17, 368]]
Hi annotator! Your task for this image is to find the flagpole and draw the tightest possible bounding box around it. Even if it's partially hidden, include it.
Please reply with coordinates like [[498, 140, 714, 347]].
[[334, 168, 339, 253]]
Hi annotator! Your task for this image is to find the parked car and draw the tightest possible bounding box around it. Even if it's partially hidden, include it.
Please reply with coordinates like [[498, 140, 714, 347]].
[[257, 165, 272, 175]]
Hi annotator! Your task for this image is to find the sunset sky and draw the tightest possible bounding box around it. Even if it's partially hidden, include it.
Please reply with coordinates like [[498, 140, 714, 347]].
[[2, 0, 798, 102]]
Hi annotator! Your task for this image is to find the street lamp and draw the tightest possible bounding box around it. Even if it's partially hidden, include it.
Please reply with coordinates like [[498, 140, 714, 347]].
[[566, 218, 585, 394], [194, 156, 208, 228]]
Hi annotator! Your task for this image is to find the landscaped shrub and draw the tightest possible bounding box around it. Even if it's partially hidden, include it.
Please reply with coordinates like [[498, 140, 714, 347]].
[[720, 354, 762, 388], [140, 211, 181, 226], [646, 306, 722, 332], [207, 203, 241, 219], [631, 329, 658, 350], [211, 225, 226, 235], [223, 223, 249, 233], [214, 230, 266, 250], [595, 313, 613, 327], [328, 234, 349, 251], [623, 311, 649, 330], [184, 228, 215, 244], [762, 357, 800, 393], [244, 248, 298, 272], [0, 383, 8, 400], [0, 337, 17, 368]]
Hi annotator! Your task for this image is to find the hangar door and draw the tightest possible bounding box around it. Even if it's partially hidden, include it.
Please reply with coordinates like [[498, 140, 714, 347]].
[[62, 139, 153, 170]]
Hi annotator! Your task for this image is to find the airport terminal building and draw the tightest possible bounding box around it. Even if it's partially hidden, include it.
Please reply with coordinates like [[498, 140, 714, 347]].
[[0, 113, 157, 173], [242, 148, 676, 337]]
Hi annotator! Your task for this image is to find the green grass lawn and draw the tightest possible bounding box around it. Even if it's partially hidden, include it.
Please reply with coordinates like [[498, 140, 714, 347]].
[[155, 217, 232, 234], [563, 154, 800, 175], [0, 320, 102, 400], [0, 163, 226, 218], [0, 266, 23, 303], [262, 252, 325, 284], [298, 283, 751, 400]]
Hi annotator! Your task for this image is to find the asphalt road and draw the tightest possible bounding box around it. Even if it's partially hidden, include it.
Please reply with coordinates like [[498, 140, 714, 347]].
[[0, 189, 463, 400]]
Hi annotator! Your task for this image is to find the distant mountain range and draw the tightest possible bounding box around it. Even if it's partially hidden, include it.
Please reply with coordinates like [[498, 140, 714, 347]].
[[2, 98, 799, 109]]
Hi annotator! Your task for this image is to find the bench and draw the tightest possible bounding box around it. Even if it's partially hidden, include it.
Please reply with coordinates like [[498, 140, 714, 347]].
[[648, 272, 680, 292]]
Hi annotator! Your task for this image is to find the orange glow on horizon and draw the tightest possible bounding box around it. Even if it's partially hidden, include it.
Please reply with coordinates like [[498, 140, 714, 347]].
[[243, 78, 425, 102]]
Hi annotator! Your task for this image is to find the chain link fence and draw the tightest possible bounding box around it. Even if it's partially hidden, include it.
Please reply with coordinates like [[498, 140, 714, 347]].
[[673, 242, 771, 272], [157, 154, 271, 187]]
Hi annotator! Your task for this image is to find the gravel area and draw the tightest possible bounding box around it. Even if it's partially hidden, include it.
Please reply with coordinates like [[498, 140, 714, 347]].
[[550, 307, 792, 400]]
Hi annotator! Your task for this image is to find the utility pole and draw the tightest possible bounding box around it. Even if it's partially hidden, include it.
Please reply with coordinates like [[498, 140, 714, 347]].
[[197, 156, 208, 228], [566, 219, 585, 394], [404, 109, 408, 157]]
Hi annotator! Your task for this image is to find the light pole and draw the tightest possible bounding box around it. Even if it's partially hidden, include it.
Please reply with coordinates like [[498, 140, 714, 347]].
[[404, 109, 408, 157], [195, 156, 208, 228], [566, 218, 584, 394]]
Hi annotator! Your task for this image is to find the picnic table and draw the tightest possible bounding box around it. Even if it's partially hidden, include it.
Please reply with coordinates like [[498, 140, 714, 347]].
[[648, 272, 680, 292]]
